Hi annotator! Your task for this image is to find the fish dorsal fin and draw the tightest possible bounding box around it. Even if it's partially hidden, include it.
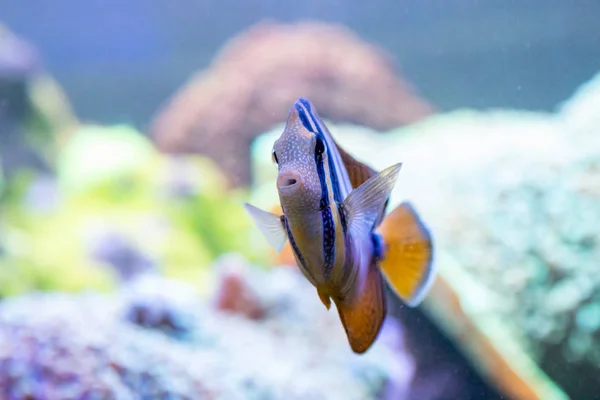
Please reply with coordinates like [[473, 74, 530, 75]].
[[333, 139, 377, 189], [377, 202, 435, 307], [333, 260, 387, 354], [342, 163, 402, 239], [243, 203, 288, 253]]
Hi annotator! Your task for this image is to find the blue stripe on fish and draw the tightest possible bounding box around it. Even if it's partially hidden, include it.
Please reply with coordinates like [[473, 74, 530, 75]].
[[371, 232, 385, 261], [297, 97, 312, 111], [296, 98, 345, 205], [298, 99, 353, 200], [326, 150, 342, 204], [297, 109, 314, 133], [295, 100, 336, 277], [314, 143, 335, 276], [321, 205, 336, 275]]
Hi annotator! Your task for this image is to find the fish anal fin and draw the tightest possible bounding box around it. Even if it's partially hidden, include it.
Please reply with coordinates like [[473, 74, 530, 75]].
[[378, 202, 435, 307], [334, 262, 387, 354], [317, 288, 332, 310]]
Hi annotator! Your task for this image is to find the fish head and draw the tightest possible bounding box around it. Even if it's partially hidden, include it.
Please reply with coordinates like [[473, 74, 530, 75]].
[[272, 99, 328, 216]]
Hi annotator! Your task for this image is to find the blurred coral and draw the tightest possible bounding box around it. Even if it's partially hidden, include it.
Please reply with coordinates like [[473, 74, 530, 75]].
[[212, 254, 266, 320], [0, 264, 412, 399], [0, 23, 78, 177], [89, 231, 157, 281], [0, 23, 39, 79], [122, 275, 197, 338], [150, 20, 434, 187], [384, 73, 600, 400], [0, 124, 267, 297]]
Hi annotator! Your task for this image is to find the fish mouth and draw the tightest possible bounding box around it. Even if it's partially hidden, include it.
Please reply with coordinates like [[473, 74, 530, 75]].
[[277, 171, 301, 190], [280, 178, 297, 187]]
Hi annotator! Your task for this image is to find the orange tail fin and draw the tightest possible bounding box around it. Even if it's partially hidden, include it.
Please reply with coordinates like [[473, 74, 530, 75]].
[[377, 202, 435, 307], [334, 262, 387, 354]]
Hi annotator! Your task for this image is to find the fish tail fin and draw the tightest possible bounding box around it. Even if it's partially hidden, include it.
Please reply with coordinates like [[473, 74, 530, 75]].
[[378, 201, 435, 307], [333, 262, 387, 354]]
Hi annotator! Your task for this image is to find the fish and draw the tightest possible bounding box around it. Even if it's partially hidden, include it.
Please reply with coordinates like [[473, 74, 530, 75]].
[[244, 97, 435, 354]]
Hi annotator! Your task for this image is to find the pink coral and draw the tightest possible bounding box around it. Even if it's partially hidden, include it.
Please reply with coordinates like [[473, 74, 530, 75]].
[[150, 20, 434, 186]]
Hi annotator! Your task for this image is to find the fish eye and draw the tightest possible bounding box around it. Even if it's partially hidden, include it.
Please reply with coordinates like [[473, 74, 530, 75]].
[[315, 137, 325, 156], [272, 150, 279, 164]]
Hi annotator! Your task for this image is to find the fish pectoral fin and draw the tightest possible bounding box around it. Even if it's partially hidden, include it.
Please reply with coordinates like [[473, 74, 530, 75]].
[[333, 263, 387, 354], [378, 202, 435, 307], [342, 162, 402, 238], [243, 203, 288, 253]]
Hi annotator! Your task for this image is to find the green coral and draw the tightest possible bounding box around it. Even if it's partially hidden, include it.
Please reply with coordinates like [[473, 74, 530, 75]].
[[0, 124, 266, 297]]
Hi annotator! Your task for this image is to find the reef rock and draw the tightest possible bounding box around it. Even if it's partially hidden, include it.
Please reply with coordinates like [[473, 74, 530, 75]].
[[0, 261, 414, 400], [212, 254, 266, 320], [384, 74, 600, 400], [249, 72, 600, 400], [150, 20, 433, 187]]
